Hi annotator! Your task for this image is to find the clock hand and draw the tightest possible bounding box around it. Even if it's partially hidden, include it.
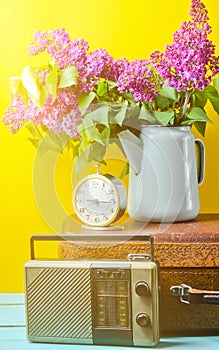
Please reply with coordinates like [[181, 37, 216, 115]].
[[86, 199, 109, 204]]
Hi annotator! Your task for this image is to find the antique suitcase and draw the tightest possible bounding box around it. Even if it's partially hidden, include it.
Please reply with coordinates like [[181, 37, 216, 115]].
[[59, 213, 219, 335]]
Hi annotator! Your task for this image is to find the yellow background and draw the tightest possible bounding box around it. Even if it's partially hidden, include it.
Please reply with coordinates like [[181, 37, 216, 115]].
[[0, 0, 219, 292]]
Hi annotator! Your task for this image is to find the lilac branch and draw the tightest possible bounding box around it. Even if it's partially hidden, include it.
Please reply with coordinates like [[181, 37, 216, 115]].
[[182, 91, 192, 119]]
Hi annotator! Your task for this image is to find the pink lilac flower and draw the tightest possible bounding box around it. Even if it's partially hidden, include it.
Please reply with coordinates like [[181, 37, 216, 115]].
[[150, 0, 219, 92], [84, 49, 114, 86], [116, 59, 160, 102], [29, 29, 89, 71], [111, 58, 129, 80], [190, 0, 209, 28], [3, 87, 81, 136], [29, 29, 115, 93], [60, 110, 82, 138], [3, 95, 32, 133], [28, 29, 71, 57], [4, 29, 117, 136], [77, 48, 115, 93]]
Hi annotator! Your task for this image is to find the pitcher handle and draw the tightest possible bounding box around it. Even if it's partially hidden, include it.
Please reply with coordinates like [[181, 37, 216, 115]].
[[195, 139, 205, 186]]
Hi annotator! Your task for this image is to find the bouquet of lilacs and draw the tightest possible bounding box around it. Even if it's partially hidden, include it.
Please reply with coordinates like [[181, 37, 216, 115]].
[[3, 0, 219, 165]]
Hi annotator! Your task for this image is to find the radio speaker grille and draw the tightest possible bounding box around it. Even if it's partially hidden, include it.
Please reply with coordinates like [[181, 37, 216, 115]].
[[26, 267, 92, 339]]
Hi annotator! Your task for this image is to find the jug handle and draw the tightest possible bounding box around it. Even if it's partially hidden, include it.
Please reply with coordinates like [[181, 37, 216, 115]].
[[195, 139, 205, 186]]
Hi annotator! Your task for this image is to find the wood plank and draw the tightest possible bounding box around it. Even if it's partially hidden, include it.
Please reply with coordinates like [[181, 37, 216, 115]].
[[0, 293, 24, 304], [0, 327, 219, 349], [0, 338, 104, 350], [0, 326, 26, 340], [0, 305, 25, 326], [1, 294, 219, 349], [0, 337, 219, 350]]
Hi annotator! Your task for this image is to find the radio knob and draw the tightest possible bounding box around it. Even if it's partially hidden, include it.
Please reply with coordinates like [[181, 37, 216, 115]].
[[135, 281, 150, 296], [136, 313, 151, 328]]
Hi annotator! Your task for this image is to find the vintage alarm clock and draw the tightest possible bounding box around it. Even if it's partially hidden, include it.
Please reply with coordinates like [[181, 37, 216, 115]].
[[72, 165, 127, 228]]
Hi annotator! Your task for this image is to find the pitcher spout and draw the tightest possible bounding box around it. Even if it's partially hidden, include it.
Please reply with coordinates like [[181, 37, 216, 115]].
[[118, 130, 143, 175]]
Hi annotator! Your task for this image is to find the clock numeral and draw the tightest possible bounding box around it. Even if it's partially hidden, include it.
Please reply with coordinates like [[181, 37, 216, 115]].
[[95, 217, 100, 223], [110, 199, 116, 204], [107, 189, 114, 195], [86, 214, 90, 220], [77, 189, 84, 195], [79, 208, 85, 213]]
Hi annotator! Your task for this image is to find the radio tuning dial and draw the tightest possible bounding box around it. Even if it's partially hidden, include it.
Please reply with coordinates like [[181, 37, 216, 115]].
[[135, 281, 150, 296], [136, 313, 151, 328]]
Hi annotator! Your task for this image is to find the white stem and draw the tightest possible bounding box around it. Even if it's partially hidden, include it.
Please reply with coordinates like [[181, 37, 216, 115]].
[[182, 91, 191, 119]]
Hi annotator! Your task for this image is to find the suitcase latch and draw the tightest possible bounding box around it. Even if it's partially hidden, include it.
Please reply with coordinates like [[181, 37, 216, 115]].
[[128, 253, 151, 261], [170, 284, 191, 304], [170, 284, 219, 305]]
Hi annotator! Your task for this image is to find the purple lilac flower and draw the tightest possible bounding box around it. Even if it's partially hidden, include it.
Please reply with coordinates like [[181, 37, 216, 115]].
[[79, 48, 115, 92], [116, 59, 160, 102], [28, 28, 71, 57], [3, 87, 81, 136], [60, 110, 82, 138], [29, 29, 89, 71], [111, 58, 129, 80], [150, 0, 219, 92]]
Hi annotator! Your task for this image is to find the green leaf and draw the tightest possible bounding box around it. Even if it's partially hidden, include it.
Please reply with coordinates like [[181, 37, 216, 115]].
[[187, 107, 212, 123], [46, 65, 58, 101], [9, 76, 22, 95], [193, 121, 206, 137], [204, 85, 219, 115], [204, 85, 219, 98], [154, 111, 174, 125], [208, 96, 219, 115], [87, 104, 109, 126], [20, 65, 49, 109], [77, 118, 105, 145], [100, 126, 110, 145], [155, 94, 169, 109], [97, 80, 107, 97], [138, 104, 157, 123], [21, 66, 41, 99], [159, 81, 179, 101], [70, 141, 80, 158], [58, 66, 78, 88], [25, 122, 43, 139], [89, 142, 107, 162], [119, 162, 129, 179], [85, 125, 104, 143], [192, 90, 208, 109], [213, 77, 219, 93], [121, 92, 135, 104], [44, 130, 64, 152], [78, 92, 96, 115], [18, 81, 29, 107], [107, 80, 117, 89], [114, 101, 128, 126], [28, 137, 40, 148], [27, 84, 48, 110], [77, 129, 90, 155]]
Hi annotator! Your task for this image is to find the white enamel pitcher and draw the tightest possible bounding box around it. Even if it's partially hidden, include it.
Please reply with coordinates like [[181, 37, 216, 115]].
[[118, 125, 205, 222]]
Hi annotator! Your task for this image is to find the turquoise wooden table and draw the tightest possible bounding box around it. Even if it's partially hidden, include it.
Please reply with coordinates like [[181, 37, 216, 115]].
[[1, 293, 218, 350]]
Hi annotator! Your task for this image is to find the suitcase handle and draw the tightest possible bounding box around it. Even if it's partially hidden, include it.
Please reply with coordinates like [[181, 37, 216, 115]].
[[170, 284, 219, 305], [30, 233, 154, 261]]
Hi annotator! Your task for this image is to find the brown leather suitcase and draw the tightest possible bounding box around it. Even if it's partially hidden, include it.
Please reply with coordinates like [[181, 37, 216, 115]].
[[59, 214, 219, 335]]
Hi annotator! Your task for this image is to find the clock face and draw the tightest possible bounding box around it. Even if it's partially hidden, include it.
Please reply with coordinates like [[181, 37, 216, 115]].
[[72, 175, 120, 226]]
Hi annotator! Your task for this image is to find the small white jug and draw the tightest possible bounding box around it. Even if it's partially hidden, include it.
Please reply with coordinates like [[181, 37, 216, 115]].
[[118, 125, 205, 223]]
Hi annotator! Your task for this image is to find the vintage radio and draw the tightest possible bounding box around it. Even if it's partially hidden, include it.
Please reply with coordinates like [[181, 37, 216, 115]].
[[24, 234, 160, 347]]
